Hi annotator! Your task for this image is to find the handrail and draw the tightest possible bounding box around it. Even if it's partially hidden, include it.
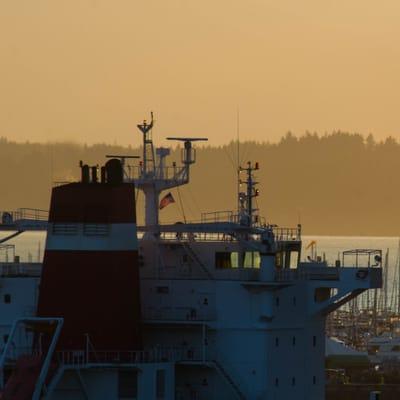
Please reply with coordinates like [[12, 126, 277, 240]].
[[143, 306, 216, 322], [0, 262, 42, 277], [55, 346, 205, 366]]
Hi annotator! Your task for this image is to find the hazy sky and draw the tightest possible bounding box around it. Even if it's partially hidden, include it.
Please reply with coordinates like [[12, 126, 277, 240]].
[[1, 0, 400, 146]]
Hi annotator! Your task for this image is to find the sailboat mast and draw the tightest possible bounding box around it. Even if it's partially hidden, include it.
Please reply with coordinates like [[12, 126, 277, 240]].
[[236, 109, 240, 216], [398, 240, 400, 314]]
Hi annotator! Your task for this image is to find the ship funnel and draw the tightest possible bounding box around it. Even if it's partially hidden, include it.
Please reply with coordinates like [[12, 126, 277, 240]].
[[37, 161, 141, 351], [105, 158, 123, 184]]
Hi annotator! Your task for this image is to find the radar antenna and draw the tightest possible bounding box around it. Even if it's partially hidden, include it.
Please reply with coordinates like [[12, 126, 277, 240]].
[[166, 137, 208, 166]]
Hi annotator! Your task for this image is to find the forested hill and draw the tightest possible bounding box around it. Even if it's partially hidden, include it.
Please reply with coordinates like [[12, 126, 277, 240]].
[[0, 132, 399, 236]]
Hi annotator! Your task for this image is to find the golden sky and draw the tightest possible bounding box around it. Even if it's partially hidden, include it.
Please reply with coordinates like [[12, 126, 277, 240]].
[[1, 0, 400, 146]]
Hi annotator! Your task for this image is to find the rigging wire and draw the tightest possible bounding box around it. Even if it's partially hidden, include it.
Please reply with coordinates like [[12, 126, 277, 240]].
[[186, 185, 203, 217], [223, 144, 237, 170], [176, 186, 187, 223]]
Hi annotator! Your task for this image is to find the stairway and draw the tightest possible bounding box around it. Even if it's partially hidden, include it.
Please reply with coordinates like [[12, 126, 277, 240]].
[[0, 318, 64, 400], [182, 241, 213, 279], [212, 360, 246, 400], [0, 356, 42, 400]]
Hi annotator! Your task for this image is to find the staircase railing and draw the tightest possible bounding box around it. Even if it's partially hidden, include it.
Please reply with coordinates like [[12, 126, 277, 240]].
[[212, 359, 247, 400], [181, 241, 213, 279]]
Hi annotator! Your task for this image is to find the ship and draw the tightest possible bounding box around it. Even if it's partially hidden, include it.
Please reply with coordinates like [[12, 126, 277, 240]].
[[0, 114, 382, 399]]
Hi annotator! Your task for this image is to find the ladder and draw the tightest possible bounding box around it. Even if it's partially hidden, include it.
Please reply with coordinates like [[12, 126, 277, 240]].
[[181, 241, 213, 279], [212, 360, 247, 400]]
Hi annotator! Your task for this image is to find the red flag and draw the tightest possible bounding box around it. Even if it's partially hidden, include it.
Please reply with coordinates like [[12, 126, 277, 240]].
[[159, 192, 175, 210]]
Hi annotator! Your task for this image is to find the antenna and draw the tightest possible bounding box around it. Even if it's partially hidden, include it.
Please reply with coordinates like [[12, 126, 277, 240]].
[[166, 137, 208, 142], [105, 155, 139, 160], [137, 112, 156, 176], [137, 112, 154, 135]]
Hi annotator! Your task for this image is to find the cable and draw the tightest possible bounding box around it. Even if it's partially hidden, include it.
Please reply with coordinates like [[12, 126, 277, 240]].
[[176, 186, 187, 223]]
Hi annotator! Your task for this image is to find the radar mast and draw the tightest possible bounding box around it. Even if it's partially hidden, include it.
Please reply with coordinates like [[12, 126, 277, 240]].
[[128, 114, 208, 229]]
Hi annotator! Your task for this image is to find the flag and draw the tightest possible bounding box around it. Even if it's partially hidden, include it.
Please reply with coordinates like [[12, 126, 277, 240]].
[[159, 192, 175, 210]]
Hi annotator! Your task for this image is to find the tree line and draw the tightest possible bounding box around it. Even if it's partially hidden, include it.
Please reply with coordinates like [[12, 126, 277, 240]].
[[0, 131, 398, 236]]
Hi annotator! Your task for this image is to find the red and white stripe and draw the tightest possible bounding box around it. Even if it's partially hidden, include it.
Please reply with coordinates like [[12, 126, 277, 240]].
[[37, 181, 142, 352]]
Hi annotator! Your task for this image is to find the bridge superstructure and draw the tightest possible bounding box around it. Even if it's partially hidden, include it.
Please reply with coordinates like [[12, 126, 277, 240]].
[[0, 115, 383, 400]]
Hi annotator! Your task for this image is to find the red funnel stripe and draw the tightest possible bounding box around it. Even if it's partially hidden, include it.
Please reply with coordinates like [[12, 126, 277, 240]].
[[37, 181, 142, 351]]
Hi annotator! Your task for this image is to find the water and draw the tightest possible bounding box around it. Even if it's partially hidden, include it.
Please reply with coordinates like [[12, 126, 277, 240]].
[[1, 232, 399, 309]]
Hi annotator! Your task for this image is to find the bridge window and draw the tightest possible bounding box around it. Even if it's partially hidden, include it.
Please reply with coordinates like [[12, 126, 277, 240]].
[[313, 336, 317, 347], [3, 335, 8, 343], [292, 336, 296, 346], [215, 252, 261, 268], [289, 251, 299, 269], [4, 294, 11, 304], [215, 252, 232, 268], [292, 377, 296, 386], [156, 286, 169, 294], [243, 252, 260, 268]]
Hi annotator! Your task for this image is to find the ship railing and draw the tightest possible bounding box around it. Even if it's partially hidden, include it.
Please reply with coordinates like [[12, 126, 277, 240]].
[[272, 226, 301, 242], [0, 244, 15, 262], [200, 210, 268, 228], [126, 165, 187, 182], [158, 231, 238, 243], [55, 346, 206, 366], [143, 307, 216, 322], [0, 346, 43, 365], [275, 266, 340, 281], [0, 262, 42, 277], [175, 223, 301, 242], [201, 210, 234, 223], [4, 208, 48, 223]]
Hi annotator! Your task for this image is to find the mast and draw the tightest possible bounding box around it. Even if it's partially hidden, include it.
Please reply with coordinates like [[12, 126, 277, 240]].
[[137, 112, 155, 177], [129, 114, 207, 229], [238, 161, 260, 226], [236, 109, 240, 216], [384, 248, 389, 311], [398, 239, 400, 315]]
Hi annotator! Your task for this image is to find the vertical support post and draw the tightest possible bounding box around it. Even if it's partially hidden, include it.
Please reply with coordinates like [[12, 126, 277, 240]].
[[0, 319, 20, 389], [202, 324, 206, 363], [85, 333, 89, 364]]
